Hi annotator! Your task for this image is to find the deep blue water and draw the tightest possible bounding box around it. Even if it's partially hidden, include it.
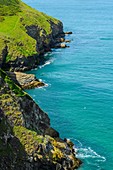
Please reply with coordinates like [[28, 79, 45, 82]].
[[23, 0, 113, 169]]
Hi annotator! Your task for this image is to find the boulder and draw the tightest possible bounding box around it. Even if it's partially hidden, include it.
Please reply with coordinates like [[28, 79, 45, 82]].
[[65, 31, 73, 34], [55, 43, 69, 48], [45, 127, 59, 138], [6, 71, 45, 89]]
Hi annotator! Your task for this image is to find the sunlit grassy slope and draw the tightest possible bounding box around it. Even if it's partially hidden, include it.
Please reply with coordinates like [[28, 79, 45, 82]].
[[0, 0, 59, 62]]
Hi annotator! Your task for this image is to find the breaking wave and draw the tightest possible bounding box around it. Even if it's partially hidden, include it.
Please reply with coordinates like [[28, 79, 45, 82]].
[[70, 138, 106, 166], [39, 59, 55, 68]]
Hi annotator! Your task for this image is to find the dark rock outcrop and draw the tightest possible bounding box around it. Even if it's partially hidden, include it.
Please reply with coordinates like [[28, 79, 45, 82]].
[[0, 45, 8, 68], [65, 31, 73, 34], [1, 21, 64, 72], [55, 43, 69, 48], [0, 69, 82, 170], [45, 127, 59, 138], [56, 37, 71, 43], [0, 1, 82, 169], [0, 70, 49, 133]]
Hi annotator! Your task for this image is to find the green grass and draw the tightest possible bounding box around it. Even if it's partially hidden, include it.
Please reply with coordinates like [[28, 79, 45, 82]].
[[0, 69, 32, 98], [0, 0, 20, 16], [0, 14, 37, 60], [0, 0, 20, 5], [0, 0, 61, 63], [13, 126, 43, 154]]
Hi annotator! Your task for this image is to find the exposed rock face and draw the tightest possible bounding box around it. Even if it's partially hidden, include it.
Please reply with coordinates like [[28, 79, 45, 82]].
[[45, 127, 59, 138], [0, 45, 8, 68], [56, 37, 71, 43], [0, 69, 50, 133], [26, 21, 64, 53], [65, 31, 73, 34], [6, 71, 45, 89], [55, 43, 69, 48], [0, 69, 82, 170], [0, 1, 82, 169], [1, 21, 64, 72], [0, 0, 65, 72]]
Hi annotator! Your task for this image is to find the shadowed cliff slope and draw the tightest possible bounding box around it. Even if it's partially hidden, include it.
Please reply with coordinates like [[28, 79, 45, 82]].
[[0, 69, 82, 169]]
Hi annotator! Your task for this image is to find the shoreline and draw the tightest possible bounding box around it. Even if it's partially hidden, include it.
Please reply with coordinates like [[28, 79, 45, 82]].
[[0, 0, 82, 169]]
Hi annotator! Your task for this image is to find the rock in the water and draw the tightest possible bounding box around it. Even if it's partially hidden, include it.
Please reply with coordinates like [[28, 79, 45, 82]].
[[55, 43, 69, 48], [65, 31, 73, 34], [65, 39, 71, 43]]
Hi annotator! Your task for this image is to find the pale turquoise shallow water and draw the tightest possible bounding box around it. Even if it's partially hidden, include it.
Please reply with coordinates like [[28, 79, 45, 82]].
[[23, 0, 113, 169]]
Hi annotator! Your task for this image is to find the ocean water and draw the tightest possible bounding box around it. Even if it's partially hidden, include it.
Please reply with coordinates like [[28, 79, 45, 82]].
[[23, 0, 113, 169]]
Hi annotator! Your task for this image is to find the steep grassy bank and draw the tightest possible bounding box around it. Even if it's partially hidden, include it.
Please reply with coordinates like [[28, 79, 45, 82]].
[[0, 0, 64, 71]]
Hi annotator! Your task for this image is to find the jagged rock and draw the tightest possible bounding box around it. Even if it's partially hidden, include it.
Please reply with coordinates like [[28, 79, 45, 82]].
[[0, 0, 64, 71], [56, 37, 65, 43], [55, 43, 69, 48], [45, 127, 59, 138], [0, 0, 81, 169], [6, 71, 45, 89], [65, 40, 71, 43], [0, 69, 82, 170], [0, 69, 50, 133], [65, 31, 73, 34], [0, 45, 8, 68], [56, 38, 71, 43]]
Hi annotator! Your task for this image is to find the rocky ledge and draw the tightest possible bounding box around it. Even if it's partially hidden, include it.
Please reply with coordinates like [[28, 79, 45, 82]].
[[0, 69, 82, 169], [0, 0, 82, 169], [6, 71, 45, 89]]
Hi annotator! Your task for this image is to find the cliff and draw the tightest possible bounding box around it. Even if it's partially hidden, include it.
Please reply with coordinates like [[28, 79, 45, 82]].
[[0, 0, 82, 169], [0, 69, 81, 169], [0, 0, 64, 71], [6, 71, 45, 89]]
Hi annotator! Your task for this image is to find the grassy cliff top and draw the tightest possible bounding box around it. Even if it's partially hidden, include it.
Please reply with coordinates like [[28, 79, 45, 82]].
[[0, 0, 19, 5], [0, 0, 61, 63], [0, 0, 20, 16]]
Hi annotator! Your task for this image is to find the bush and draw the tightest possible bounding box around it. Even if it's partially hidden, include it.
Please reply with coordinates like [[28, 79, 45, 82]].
[[0, 5, 21, 16], [0, 16, 5, 22]]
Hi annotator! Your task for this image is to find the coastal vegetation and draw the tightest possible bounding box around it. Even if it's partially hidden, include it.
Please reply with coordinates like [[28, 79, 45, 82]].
[[0, 0, 82, 169], [0, 67, 81, 169], [0, 0, 63, 71]]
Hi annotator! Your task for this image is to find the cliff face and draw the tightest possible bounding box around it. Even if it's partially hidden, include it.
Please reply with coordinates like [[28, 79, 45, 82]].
[[0, 69, 81, 169], [0, 1, 82, 169], [0, 0, 64, 71], [0, 69, 50, 132]]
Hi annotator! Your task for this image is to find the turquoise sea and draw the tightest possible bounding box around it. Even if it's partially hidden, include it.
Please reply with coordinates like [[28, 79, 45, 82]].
[[23, 0, 113, 169]]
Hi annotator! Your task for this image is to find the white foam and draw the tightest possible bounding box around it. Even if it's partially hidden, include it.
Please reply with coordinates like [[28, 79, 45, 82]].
[[39, 59, 54, 68], [39, 61, 51, 68], [37, 82, 51, 90], [70, 138, 106, 163], [44, 83, 49, 87], [44, 52, 52, 56], [38, 86, 47, 90], [71, 138, 82, 147], [76, 147, 106, 162], [39, 79, 42, 82]]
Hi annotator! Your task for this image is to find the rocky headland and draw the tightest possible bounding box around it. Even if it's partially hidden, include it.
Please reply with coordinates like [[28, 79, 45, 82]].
[[0, 0, 82, 169], [6, 71, 45, 89], [0, 0, 70, 72]]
